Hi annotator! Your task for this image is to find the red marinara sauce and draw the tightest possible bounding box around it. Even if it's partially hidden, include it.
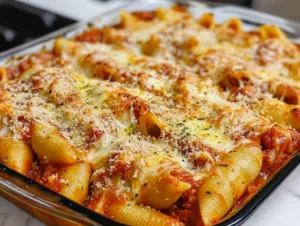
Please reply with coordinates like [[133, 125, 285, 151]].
[[5, 51, 56, 79], [166, 169, 201, 225], [39, 163, 64, 194]]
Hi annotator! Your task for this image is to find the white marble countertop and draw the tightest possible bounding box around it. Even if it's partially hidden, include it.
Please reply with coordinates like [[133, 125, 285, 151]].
[[1, 1, 300, 225]]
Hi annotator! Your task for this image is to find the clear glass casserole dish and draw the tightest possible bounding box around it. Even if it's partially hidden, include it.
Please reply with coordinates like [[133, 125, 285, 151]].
[[1, 1, 300, 225]]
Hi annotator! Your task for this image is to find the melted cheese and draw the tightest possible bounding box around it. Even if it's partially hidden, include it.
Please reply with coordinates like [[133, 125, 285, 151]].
[[184, 118, 234, 152]]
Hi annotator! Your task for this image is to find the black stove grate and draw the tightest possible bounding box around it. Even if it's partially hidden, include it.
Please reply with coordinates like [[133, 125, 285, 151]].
[[0, 0, 76, 52]]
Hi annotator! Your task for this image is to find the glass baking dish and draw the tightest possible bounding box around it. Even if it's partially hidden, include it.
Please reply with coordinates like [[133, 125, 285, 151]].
[[0, 0, 300, 225]]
